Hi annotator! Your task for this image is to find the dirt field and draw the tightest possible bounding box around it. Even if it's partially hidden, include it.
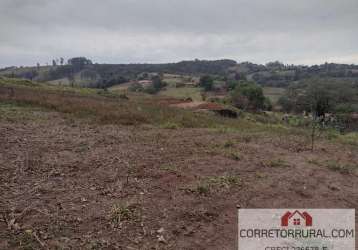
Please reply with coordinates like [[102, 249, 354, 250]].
[[1, 103, 357, 249]]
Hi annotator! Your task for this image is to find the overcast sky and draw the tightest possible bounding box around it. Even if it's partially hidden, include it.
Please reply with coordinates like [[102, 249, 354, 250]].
[[0, 0, 357, 67]]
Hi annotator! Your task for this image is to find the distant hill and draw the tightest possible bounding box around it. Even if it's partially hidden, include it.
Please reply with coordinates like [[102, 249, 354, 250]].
[[229, 61, 358, 87], [1, 58, 358, 88]]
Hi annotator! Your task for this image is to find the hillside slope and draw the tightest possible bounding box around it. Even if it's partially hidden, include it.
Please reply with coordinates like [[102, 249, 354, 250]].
[[0, 78, 357, 249], [2, 59, 358, 89]]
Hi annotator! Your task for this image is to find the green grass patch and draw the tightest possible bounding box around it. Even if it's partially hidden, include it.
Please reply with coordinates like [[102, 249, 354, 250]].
[[109, 204, 139, 228], [0, 101, 50, 122], [160, 121, 180, 129], [326, 161, 357, 174], [0, 77, 322, 142], [336, 132, 358, 146], [159, 86, 203, 101]]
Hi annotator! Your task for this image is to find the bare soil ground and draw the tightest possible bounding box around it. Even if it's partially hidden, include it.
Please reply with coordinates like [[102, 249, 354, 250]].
[[0, 105, 357, 249]]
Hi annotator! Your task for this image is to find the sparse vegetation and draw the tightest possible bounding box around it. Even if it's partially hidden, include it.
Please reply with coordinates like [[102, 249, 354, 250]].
[[223, 140, 235, 148], [228, 151, 241, 161], [326, 161, 357, 174], [190, 175, 241, 195], [0, 63, 357, 250], [264, 159, 291, 168], [160, 164, 178, 173], [110, 204, 138, 228], [160, 121, 180, 129]]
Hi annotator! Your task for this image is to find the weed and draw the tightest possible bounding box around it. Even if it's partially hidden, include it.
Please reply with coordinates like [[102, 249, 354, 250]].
[[307, 158, 321, 166], [6, 230, 42, 250], [223, 140, 234, 148], [255, 172, 266, 178], [264, 159, 290, 168], [326, 161, 357, 174], [196, 184, 210, 195], [109, 204, 138, 228], [75, 142, 89, 153], [228, 151, 241, 161], [161, 121, 180, 129], [207, 175, 241, 187], [159, 165, 177, 173], [190, 175, 241, 195]]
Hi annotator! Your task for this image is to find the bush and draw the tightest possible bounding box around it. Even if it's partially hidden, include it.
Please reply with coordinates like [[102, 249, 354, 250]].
[[199, 75, 214, 91], [128, 83, 144, 92], [227, 80, 239, 90], [263, 97, 272, 111], [278, 95, 294, 112], [143, 85, 157, 94], [231, 81, 266, 111], [335, 103, 358, 113]]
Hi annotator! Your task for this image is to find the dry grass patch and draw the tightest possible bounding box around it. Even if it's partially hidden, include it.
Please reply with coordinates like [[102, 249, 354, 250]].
[[188, 175, 241, 195]]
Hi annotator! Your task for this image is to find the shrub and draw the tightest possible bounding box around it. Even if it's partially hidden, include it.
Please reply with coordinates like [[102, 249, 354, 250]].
[[128, 82, 144, 92], [199, 75, 214, 91], [231, 81, 266, 111]]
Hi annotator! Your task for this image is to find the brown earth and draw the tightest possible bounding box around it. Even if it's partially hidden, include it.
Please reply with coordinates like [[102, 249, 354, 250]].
[[0, 109, 358, 249]]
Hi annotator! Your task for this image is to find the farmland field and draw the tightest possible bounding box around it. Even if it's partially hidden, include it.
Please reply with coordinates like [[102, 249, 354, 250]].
[[0, 78, 357, 249]]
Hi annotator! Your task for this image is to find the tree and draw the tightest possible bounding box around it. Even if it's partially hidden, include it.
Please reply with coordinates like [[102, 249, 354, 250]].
[[231, 81, 266, 111], [265, 61, 285, 70], [67, 57, 92, 71], [152, 75, 166, 91], [142, 75, 166, 94], [60, 57, 64, 65], [199, 75, 214, 91], [52, 60, 57, 67], [227, 80, 239, 91], [305, 82, 333, 117], [68, 74, 75, 87], [278, 95, 294, 112]]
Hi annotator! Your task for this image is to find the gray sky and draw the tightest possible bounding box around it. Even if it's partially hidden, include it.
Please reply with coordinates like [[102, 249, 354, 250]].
[[0, 0, 357, 67]]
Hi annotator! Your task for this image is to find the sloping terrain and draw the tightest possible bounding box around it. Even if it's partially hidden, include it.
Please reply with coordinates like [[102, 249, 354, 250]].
[[2, 60, 358, 89], [0, 80, 357, 249]]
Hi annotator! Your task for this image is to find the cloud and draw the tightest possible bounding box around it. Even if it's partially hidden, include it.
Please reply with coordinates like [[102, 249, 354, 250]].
[[0, 0, 357, 67]]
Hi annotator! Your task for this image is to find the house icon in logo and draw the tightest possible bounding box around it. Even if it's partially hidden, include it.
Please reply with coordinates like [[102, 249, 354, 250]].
[[281, 210, 312, 227]]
